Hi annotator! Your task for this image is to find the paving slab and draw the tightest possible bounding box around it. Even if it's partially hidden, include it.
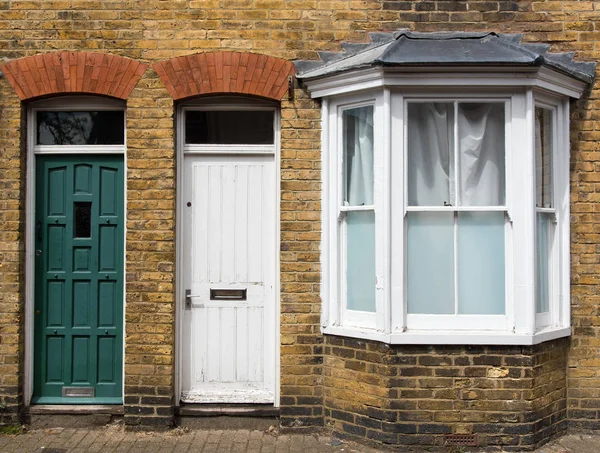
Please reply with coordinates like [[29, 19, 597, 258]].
[[0, 426, 600, 452]]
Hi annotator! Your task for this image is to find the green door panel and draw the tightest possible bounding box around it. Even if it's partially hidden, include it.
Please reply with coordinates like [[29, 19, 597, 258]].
[[33, 155, 124, 404]]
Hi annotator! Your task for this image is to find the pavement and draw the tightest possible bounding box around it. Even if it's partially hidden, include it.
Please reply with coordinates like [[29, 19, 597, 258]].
[[0, 426, 599, 452]]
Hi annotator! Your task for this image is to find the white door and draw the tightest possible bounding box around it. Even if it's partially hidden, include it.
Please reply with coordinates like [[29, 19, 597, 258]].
[[181, 153, 276, 403]]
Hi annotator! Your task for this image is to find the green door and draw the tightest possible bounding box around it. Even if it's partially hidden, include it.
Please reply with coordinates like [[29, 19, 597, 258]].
[[33, 155, 124, 404]]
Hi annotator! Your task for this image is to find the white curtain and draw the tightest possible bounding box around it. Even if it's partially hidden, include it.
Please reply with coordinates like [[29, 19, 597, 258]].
[[535, 107, 553, 208], [407, 103, 454, 206], [344, 106, 374, 206], [408, 102, 505, 207]]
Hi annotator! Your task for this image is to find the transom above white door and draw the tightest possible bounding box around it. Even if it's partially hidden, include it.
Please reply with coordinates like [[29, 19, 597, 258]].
[[179, 101, 278, 404]]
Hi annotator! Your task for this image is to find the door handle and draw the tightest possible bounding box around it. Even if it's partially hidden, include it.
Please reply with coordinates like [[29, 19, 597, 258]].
[[36, 220, 42, 242], [185, 289, 202, 310]]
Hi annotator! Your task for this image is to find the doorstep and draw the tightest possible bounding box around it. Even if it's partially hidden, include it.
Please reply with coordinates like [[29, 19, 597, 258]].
[[28, 405, 124, 415], [26, 405, 124, 429], [177, 404, 279, 430], [177, 403, 279, 417]]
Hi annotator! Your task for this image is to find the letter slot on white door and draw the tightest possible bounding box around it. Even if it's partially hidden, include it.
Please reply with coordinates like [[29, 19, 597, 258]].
[[210, 289, 247, 300]]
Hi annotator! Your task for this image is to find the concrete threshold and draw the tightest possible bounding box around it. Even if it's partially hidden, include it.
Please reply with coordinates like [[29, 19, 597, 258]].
[[27, 405, 124, 429], [28, 405, 124, 415], [177, 404, 279, 430], [177, 403, 279, 417]]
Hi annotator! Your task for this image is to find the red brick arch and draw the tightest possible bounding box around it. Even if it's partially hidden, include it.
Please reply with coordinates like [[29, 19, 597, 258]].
[[1, 51, 148, 100], [153, 52, 295, 101]]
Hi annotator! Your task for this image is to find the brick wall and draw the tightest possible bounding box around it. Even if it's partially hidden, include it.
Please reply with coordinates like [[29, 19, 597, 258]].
[[121, 71, 177, 428], [279, 89, 323, 428], [0, 76, 25, 425], [0, 0, 596, 440], [323, 336, 568, 450]]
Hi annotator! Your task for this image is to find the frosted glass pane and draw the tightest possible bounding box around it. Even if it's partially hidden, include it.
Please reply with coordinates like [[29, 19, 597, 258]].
[[457, 212, 505, 315], [407, 103, 454, 206], [346, 211, 375, 312], [458, 103, 505, 206], [536, 212, 552, 313], [343, 106, 374, 206], [407, 212, 454, 314], [535, 107, 553, 208]]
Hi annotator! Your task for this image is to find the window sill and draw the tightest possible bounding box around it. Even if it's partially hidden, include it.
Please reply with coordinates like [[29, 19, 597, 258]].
[[322, 325, 571, 346]]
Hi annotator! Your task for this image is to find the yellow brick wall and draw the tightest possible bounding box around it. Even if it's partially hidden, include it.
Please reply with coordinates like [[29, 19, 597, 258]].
[[323, 337, 568, 449], [0, 76, 24, 422], [0, 0, 597, 436], [122, 73, 176, 425]]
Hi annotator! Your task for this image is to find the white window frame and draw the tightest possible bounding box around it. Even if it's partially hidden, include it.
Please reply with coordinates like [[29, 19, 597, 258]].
[[533, 92, 569, 332], [400, 96, 511, 332], [319, 77, 575, 346]]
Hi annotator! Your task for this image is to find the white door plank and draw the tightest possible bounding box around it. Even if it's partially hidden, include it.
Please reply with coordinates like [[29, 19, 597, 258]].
[[220, 306, 236, 382], [221, 164, 236, 283], [208, 166, 222, 283], [206, 307, 221, 383], [247, 165, 263, 284], [236, 306, 249, 383], [193, 164, 210, 284], [248, 306, 263, 383], [235, 166, 249, 283]]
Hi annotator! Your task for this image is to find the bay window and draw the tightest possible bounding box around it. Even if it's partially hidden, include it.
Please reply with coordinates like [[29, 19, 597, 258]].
[[297, 31, 594, 345], [318, 86, 576, 345]]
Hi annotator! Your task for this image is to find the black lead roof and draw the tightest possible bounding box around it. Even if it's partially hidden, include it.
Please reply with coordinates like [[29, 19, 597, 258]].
[[294, 30, 596, 84]]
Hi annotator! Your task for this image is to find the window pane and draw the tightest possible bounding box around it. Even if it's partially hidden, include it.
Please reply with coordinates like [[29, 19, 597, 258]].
[[407, 103, 454, 206], [37, 111, 124, 145], [346, 211, 375, 312], [536, 212, 553, 313], [407, 212, 454, 314], [457, 212, 505, 315], [185, 110, 274, 144], [458, 103, 505, 206], [74, 202, 92, 238], [343, 106, 374, 206], [535, 107, 553, 208]]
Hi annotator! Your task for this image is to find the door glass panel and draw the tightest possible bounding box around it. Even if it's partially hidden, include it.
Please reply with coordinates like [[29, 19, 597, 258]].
[[185, 110, 274, 144], [74, 202, 92, 238], [37, 111, 124, 145]]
